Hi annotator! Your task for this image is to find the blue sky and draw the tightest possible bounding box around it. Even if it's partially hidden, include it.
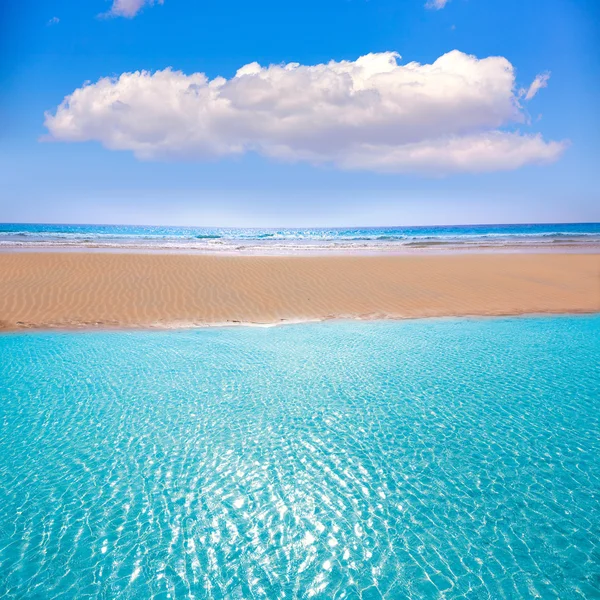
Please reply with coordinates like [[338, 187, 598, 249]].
[[1, 0, 599, 226]]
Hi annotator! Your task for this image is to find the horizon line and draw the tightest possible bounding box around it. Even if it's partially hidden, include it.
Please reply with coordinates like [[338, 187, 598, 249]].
[[2, 220, 600, 230]]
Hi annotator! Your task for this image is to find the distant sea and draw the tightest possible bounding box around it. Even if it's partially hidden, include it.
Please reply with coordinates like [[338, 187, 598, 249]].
[[1, 222, 600, 252], [1, 316, 599, 597]]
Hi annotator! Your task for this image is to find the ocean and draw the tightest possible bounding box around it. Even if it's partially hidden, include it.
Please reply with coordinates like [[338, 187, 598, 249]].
[[0, 316, 598, 598], [1, 222, 600, 252]]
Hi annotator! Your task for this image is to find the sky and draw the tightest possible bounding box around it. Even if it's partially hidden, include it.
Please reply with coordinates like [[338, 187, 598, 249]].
[[1, 0, 599, 226]]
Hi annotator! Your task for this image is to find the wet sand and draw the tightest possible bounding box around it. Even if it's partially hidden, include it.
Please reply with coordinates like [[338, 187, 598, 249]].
[[0, 252, 598, 330]]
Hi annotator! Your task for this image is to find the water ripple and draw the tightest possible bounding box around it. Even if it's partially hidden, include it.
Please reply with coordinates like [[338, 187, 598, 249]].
[[0, 316, 599, 598]]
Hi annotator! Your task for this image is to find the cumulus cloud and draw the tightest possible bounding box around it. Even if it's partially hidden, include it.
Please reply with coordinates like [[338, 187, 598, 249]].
[[106, 0, 163, 18], [44, 50, 567, 174], [524, 72, 551, 101], [47, 16, 60, 25], [335, 132, 565, 173], [426, 0, 450, 9]]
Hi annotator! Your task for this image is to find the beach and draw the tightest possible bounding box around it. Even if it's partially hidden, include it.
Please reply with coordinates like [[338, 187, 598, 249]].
[[0, 252, 598, 330]]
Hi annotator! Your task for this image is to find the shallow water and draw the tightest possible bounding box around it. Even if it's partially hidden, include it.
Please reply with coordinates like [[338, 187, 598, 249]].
[[1, 222, 600, 253], [0, 317, 599, 598]]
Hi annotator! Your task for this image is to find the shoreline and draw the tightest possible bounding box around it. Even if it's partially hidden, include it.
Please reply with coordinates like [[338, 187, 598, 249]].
[[1, 252, 598, 332], [1, 242, 600, 256], [3, 311, 599, 334]]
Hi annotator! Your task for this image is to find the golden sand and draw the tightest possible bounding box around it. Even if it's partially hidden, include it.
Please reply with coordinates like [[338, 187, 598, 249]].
[[0, 252, 598, 330]]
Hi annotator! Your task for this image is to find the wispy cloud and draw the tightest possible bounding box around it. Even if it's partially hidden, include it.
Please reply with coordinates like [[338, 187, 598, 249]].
[[47, 16, 60, 26], [425, 0, 450, 10], [105, 0, 163, 19], [523, 72, 551, 101], [44, 50, 567, 174]]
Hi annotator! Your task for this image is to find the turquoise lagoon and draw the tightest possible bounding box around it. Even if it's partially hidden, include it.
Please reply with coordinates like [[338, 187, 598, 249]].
[[0, 316, 599, 598]]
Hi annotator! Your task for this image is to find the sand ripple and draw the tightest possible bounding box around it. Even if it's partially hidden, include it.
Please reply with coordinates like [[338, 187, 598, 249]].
[[0, 252, 598, 330]]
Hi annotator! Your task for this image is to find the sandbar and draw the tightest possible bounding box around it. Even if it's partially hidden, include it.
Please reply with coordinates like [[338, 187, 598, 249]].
[[0, 252, 598, 330]]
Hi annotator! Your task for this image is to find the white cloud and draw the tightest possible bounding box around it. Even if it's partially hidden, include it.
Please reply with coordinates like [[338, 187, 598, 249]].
[[524, 72, 551, 101], [106, 0, 163, 18], [44, 50, 567, 174], [334, 132, 566, 173], [47, 16, 60, 25], [426, 0, 450, 9]]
